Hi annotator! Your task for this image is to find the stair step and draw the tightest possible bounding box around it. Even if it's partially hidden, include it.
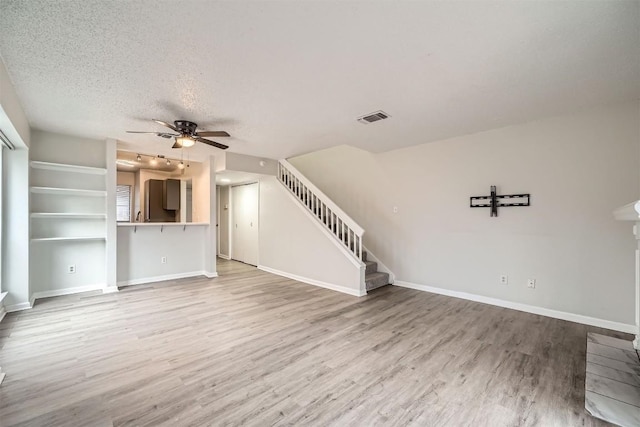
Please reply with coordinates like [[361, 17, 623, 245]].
[[365, 260, 377, 274], [365, 271, 389, 292], [362, 251, 367, 262]]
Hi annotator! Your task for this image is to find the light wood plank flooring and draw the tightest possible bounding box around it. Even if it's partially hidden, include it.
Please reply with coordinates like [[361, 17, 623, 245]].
[[0, 259, 632, 426]]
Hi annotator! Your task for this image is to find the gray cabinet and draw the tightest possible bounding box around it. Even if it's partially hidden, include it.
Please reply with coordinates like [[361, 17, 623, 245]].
[[145, 179, 176, 222], [163, 179, 180, 210]]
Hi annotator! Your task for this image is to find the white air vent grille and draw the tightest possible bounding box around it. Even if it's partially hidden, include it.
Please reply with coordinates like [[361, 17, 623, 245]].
[[357, 110, 390, 124]]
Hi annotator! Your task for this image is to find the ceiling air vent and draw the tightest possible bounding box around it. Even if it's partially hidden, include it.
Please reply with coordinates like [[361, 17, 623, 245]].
[[357, 110, 390, 124]]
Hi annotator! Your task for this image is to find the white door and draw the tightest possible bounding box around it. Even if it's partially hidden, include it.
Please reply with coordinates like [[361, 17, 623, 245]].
[[242, 183, 259, 266], [231, 183, 259, 265]]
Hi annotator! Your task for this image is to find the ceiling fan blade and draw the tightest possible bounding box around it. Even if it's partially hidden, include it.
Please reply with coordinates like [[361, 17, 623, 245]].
[[126, 131, 178, 138], [195, 131, 230, 137], [196, 137, 228, 150], [158, 133, 178, 139], [172, 141, 182, 149], [152, 119, 179, 132]]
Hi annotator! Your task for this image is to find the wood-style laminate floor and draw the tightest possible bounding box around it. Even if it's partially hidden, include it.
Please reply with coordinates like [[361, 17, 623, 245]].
[[0, 259, 633, 427]]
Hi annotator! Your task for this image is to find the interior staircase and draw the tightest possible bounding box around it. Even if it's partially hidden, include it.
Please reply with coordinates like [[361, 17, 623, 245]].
[[363, 251, 390, 292], [278, 160, 390, 293]]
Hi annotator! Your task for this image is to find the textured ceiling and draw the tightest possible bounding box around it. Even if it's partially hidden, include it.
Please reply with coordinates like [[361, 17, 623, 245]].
[[0, 1, 638, 160]]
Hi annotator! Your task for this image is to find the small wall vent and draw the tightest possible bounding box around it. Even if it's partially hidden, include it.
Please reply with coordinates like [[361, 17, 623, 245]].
[[357, 110, 390, 124]]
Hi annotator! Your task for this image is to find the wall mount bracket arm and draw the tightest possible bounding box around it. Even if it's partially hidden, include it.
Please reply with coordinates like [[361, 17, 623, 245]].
[[470, 185, 530, 217]]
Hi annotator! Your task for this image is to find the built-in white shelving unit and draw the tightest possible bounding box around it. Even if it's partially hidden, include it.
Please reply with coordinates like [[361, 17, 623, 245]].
[[31, 213, 107, 219], [31, 236, 106, 242], [28, 133, 114, 299], [30, 187, 107, 197], [29, 160, 107, 242], [30, 161, 107, 175]]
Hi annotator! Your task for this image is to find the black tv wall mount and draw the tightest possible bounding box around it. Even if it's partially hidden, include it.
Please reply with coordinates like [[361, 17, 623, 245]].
[[470, 185, 530, 217]]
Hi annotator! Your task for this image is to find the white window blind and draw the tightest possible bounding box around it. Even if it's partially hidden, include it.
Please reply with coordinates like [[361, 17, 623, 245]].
[[116, 185, 131, 222]]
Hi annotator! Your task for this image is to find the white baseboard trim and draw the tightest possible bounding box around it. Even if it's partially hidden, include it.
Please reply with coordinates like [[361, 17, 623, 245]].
[[5, 302, 32, 313], [203, 271, 218, 278], [31, 284, 107, 303], [258, 265, 365, 297], [102, 286, 120, 294], [0, 292, 6, 323], [394, 280, 636, 334], [217, 254, 231, 260], [117, 271, 208, 287]]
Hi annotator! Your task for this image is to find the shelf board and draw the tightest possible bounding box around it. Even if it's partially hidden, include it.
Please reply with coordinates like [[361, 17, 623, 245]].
[[30, 236, 106, 242], [30, 161, 107, 175], [117, 222, 209, 227], [30, 187, 106, 197], [31, 213, 107, 219]]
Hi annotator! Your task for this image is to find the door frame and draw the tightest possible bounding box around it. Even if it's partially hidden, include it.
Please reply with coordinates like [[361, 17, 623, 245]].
[[229, 181, 260, 266]]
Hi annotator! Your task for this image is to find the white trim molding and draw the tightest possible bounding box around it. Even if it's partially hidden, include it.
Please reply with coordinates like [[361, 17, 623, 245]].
[[0, 292, 7, 323], [116, 271, 211, 287], [5, 302, 32, 313], [203, 271, 218, 279], [217, 254, 231, 260], [613, 201, 640, 349], [395, 280, 636, 334], [613, 201, 640, 221], [258, 265, 366, 297], [30, 284, 106, 303]]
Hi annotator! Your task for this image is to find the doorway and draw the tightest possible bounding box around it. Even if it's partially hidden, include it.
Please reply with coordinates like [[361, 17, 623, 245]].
[[231, 182, 259, 266]]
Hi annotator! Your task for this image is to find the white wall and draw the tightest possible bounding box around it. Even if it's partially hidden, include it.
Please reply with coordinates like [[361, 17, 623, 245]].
[[290, 102, 640, 325], [192, 160, 210, 224], [116, 156, 217, 284], [0, 57, 29, 149], [259, 176, 363, 296], [225, 152, 278, 176], [2, 149, 30, 308], [1, 56, 30, 309], [30, 130, 105, 167], [218, 185, 230, 257], [117, 225, 206, 284]]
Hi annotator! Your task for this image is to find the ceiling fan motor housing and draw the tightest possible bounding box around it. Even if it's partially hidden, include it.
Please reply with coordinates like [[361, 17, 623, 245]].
[[174, 120, 198, 135]]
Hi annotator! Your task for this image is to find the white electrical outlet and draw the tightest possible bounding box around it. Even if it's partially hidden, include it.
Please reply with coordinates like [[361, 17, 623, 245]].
[[500, 275, 508, 285], [161, 256, 167, 264], [68, 264, 76, 274], [527, 279, 536, 288]]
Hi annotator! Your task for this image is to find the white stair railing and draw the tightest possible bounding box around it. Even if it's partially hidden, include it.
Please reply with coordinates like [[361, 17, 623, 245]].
[[278, 159, 364, 261]]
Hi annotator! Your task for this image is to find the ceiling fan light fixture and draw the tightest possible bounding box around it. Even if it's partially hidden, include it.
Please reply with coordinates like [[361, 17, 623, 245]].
[[176, 135, 195, 148], [178, 161, 185, 169], [136, 154, 142, 161]]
